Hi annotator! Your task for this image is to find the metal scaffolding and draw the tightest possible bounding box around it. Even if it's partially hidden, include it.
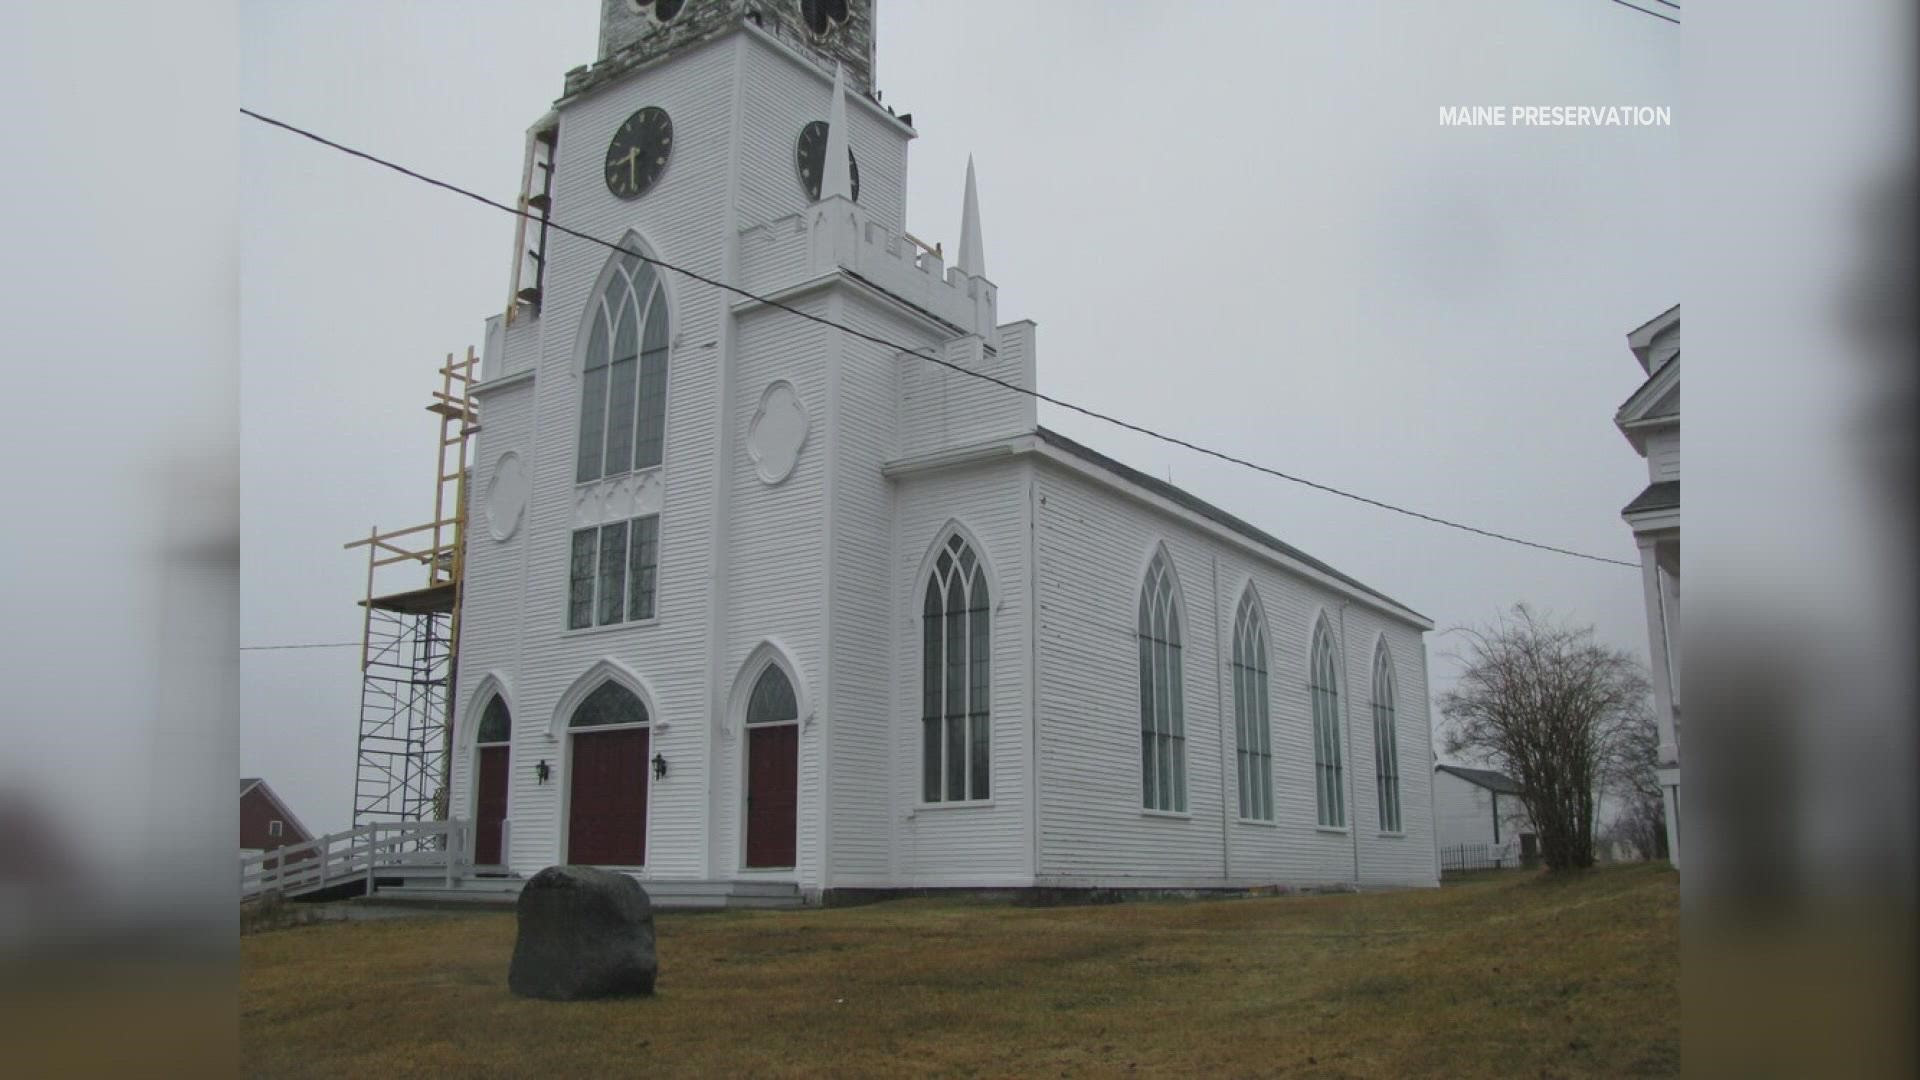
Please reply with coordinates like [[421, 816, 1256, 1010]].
[[345, 348, 479, 828]]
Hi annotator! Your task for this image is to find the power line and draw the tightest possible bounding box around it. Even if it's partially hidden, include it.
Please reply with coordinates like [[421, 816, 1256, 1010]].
[[1646, 0, 1680, 10], [240, 108, 1639, 570], [1605, 0, 1679, 25], [241, 641, 360, 651]]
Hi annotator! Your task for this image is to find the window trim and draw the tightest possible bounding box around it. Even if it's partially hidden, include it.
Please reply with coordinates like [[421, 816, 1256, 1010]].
[[458, 672, 514, 753], [1230, 585, 1274, 823], [1137, 545, 1188, 814], [564, 512, 662, 633], [573, 233, 673, 487], [1371, 638, 1403, 835], [916, 526, 994, 805], [1309, 613, 1346, 829]]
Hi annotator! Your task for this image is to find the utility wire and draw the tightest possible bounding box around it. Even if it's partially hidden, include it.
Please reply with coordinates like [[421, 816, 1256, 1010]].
[[241, 641, 360, 651], [1605, 0, 1679, 24], [241, 108, 1639, 570], [1646, 0, 1680, 10]]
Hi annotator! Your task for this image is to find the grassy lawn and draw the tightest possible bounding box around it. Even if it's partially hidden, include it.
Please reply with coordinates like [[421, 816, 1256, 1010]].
[[242, 863, 1677, 1078]]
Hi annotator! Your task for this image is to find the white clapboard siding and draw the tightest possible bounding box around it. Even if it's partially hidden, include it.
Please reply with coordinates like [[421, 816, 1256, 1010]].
[[449, 377, 534, 837], [735, 32, 908, 239], [493, 32, 737, 878], [1032, 460, 1437, 889], [1646, 429, 1679, 482], [884, 460, 1036, 887], [712, 298, 831, 883]]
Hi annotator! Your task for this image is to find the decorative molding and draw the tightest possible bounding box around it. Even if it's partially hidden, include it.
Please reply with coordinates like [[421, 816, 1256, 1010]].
[[485, 451, 530, 542], [747, 380, 810, 485], [572, 468, 664, 530]]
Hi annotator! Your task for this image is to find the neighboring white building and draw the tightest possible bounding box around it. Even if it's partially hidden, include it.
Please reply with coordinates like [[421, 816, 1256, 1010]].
[[1616, 305, 1680, 867], [449, 0, 1438, 901], [1433, 765, 1535, 867]]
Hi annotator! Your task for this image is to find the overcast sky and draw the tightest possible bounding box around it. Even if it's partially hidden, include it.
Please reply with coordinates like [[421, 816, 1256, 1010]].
[[239, 0, 1679, 835]]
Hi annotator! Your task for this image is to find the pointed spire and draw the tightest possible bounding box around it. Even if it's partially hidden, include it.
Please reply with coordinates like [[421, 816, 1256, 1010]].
[[957, 155, 985, 278], [821, 63, 853, 202]]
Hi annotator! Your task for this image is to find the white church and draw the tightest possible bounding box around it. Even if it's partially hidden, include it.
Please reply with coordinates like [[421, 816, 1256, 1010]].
[[451, 0, 1439, 902]]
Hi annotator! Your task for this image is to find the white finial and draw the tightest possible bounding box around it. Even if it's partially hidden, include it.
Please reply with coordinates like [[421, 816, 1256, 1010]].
[[821, 64, 853, 201], [958, 155, 985, 278]]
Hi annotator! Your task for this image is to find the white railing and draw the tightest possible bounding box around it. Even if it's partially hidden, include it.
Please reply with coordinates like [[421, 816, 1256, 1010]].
[[241, 819, 472, 901]]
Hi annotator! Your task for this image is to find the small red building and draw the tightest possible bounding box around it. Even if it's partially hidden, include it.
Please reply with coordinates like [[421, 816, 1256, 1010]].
[[240, 778, 313, 856]]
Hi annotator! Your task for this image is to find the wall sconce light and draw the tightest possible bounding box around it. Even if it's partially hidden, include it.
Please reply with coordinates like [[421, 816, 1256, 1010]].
[[652, 753, 668, 781], [536, 759, 550, 784]]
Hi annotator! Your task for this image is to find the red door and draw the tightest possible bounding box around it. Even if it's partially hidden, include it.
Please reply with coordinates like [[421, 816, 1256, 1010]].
[[568, 728, 649, 866], [745, 724, 798, 868], [474, 746, 509, 865]]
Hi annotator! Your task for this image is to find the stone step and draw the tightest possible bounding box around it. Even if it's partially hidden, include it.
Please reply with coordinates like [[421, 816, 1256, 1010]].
[[373, 875, 804, 911]]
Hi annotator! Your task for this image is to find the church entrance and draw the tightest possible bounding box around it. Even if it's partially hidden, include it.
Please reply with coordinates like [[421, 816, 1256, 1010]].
[[568, 727, 650, 867], [474, 745, 509, 865], [742, 664, 800, 869], [472, 694, 513, 866]]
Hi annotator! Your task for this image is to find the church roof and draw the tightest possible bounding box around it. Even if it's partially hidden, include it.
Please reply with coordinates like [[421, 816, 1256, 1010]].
[[1622, 480, 1679, 516], [1034, 427, 1424, 621], [1435, 764, 1524, 795]]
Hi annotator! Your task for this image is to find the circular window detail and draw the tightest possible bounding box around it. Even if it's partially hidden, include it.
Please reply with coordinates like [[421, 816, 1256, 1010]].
[[747, 381, 810, 485], [799, 0, 849, 36], [485, 451, 530, 542]]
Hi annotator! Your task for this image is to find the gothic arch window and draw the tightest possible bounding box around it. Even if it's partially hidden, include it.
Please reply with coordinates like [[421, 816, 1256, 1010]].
[[922, 532, 989, 802], [570, 680, 650, 729], [799, 0, 849, 36], [1372, 642, 1402, 833], [1231, 588, 1273, 822], [747, 664, 799, 726], [477, 695, 511, 746], [1310, 616, 1345, 828], [576, 244, 669, 484], [1138, 550, 1186, 813]]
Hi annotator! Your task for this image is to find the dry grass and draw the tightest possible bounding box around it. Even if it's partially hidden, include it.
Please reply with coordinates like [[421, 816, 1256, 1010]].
[[242, 863, 1677, 1078]]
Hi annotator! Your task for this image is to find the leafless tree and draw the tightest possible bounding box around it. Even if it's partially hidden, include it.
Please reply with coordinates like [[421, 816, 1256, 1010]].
[[1440, 605, 1653, 871], [1604, 698, 1669, 861]]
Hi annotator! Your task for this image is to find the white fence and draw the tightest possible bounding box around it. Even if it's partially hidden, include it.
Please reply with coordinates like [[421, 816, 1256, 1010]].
[[240, 819, 472, 901]]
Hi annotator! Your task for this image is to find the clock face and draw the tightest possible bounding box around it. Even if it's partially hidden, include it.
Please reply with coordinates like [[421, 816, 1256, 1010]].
[[605, 107, 674, 200], [794, 120, 860, 202]]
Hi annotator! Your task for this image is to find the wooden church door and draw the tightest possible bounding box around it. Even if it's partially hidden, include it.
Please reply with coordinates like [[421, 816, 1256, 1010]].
[[745, 725, 798, 868], [474, 746, 509, 865], [742, 663, 800, 869], [568, 727, 650, 866]]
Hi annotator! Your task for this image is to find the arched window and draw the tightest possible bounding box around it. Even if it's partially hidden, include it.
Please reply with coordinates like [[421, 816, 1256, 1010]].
[[477, 695, 511, 745], [746, 664, 798, 726], [1373, 644, 1402, 833], [570, 680, 650, 729], [1310, 618, 1345, 827], [922, 533, 989, 802], [1231, 590, 1272, 821], [576, 248, 669, 484], [1138, 551, 1186, 813]]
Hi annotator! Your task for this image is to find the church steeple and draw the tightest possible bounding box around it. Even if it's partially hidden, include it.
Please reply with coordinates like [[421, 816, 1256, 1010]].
[[820, 64, 853, 202], [957, 156, 985, 279]]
